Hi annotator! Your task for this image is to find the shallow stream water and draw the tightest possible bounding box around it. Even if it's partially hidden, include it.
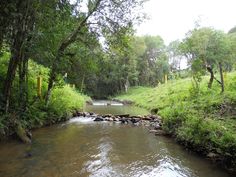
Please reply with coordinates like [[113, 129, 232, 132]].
[[0, 101, 233, 177]]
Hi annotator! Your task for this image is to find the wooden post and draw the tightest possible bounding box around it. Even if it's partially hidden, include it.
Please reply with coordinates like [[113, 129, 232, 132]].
[[37, 76, 42, 99], [164, 74, 168, 84]]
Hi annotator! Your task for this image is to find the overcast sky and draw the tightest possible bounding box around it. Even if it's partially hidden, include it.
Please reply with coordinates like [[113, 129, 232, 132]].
[[136, 0, 236, 45]]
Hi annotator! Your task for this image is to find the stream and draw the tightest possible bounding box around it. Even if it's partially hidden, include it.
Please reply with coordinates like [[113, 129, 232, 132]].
[[0, 100, 233, 177]]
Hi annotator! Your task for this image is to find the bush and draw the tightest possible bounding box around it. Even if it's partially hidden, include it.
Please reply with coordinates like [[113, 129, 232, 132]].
[[48, 85, 85, 117], [0, 52, 88, 134]]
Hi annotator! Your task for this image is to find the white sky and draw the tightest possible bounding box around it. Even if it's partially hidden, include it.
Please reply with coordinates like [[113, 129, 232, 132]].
[[136, 0, 236, 45]]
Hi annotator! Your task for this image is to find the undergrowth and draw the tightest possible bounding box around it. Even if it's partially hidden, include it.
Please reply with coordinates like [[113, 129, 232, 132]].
[[0, 52, 89, 136]]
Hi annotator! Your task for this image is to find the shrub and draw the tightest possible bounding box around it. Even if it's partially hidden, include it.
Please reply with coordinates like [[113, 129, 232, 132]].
[[48, 85, 85, 117]]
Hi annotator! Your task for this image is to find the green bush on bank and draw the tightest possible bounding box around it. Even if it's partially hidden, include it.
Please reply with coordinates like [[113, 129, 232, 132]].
[[48, 85, 86, 118], [116, 73, 236, 168], [21, 85, 88, 129], [0, 52, 88, 135]]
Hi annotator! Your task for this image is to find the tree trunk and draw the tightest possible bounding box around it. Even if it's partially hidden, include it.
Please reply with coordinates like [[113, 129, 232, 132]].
[[206, 64, 223, 91], [45, 0, 102, 105], [2, 0, 33, 113], [206, 66, 214, 89], [219, 62, 224, 93], [3, 32, 24, 113], [124, 77, 129, 93], [3, 53, 20, 113], [45, 63, 57, 106], [18, 54, 29, 112]]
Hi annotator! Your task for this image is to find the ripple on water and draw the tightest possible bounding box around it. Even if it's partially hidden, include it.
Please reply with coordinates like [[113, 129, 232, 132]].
[[81, 138, 118, 177], [67, 117, 94, 124], [124, 155, 193, 177]]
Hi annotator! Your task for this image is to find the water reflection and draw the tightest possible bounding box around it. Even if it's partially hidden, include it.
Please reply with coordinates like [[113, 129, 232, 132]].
[[0, 115, 234, 176]]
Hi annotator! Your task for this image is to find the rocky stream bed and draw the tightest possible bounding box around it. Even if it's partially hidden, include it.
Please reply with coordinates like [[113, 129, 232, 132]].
[[74, 111, 168, 136]]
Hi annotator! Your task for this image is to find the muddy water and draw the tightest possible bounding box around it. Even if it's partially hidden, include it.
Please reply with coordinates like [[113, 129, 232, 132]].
[[0, 101, 233, 177]]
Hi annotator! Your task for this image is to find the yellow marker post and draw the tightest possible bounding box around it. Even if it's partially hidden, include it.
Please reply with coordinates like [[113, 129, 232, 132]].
[[164, 74, 168, 84]]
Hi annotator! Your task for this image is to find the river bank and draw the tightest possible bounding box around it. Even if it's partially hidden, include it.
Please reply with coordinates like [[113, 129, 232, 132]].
[[115, 73, 236, 173], [0, 54, 91, 143], [0, 85, 89, 143]]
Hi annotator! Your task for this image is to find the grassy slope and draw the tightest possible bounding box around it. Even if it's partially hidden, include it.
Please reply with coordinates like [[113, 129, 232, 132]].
[[116, 73, 236, 170]]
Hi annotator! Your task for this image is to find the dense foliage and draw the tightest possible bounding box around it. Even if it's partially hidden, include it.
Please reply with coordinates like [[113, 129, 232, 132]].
[[0, 0, 146, 138], [0, 53, 87, 136]]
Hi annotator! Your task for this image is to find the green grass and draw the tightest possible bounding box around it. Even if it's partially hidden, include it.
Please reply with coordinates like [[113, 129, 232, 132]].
[[116, 72, 236, 170]]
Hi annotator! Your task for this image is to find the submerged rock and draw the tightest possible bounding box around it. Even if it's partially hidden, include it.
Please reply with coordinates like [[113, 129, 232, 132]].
[[130, 118, 140, 124], [89, 112, 94, 116], [104, 117, 113, 121], [24, 152, 32, 158], [154, 124, 162, 130], [120, 118, 128, 124], [142, 117, 152, 121], [94, 117, 104, 121], [113, 118, 120, 122]]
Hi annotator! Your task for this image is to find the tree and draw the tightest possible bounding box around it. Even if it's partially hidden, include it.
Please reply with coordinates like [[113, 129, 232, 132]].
[[181, 27, 232, 92], [44, 0, 146, 104], [228, 26, 236, 34], [167, 40, 184, 76], [82, 27, 138, 97], [228, 26, 236, 70], [133, 35, 168, 86], [1, 0, 36, 113], [0, 0, 147, 108]]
